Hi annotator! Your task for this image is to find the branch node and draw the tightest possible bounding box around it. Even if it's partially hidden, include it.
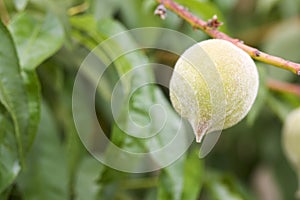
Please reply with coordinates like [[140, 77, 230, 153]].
[[254, 50, 261, 57], [156, 0, 300, 75], [206, 15, 223, 29], [154, 4, 167, 20]]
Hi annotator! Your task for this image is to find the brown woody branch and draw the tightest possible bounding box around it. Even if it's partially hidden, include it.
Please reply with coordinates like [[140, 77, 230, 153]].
[[0, 0, 10, 24], [155, 0, 300, 76], [267, 79, 300, 97]]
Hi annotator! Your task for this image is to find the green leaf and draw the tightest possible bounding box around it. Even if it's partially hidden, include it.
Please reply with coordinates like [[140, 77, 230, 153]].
[[6, 16, 42, 154], [214, 0, 238, 12], [181, 149, 204, 200], [17, 103, 68, 200], [262, 19, 300, 81], [8, 12, 64, 70], [0, 110, 20, 193], [95, 18, 190, 157], [118, 0, 163, 28], [89, 0, 120, 20], [256, 0, 279, 14], [74, 157, 103, 200], [49, 73, 87, 196], [267, 95, 293, 121], [13, 0, 28, 11], [158, 157, 185, 200], [20, 70, 41, 152], [28, 0, 72, 48], [71, 16, 193, 199], [72, 16, 190, 144], [0, 20, 28, 164], [158, 149, 204, 200], [206, 173, 255, 200], [0, 19, 40, 192], [278, 0, 299, 18], [0, 187, 10, 200], [70, 15, 106, 46]]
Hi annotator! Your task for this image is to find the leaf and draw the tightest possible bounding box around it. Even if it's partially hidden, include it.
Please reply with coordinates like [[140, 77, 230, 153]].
[[97, 166, 130, 199], [256, 0, 279, 14], [0, 110, 21, 193], [181, 149, 204, 200], [29, 0, 72, 48], [206, 172, 255, 200], [0, 20, 28, 164], [70, 15, 107, 70], [0, 18, 40, 192], [8, 12, 64, 70], [158, 149, 204, 200], [7, 15, 42, 153], [0, 187, 10, 200], [17, 103, 68, 200], [96, 18, 191, 158], [72, 16, 191, 145], [118, 0, 163, 28], [71, 16, 193, 198], [74, 157, 104, 200], [13, 0, 28, 11], [214, 0, 238, 12], [48, 72, 87, 196], [158, 157, 185, 200], [262, 19, 300, 81], [89, 0, 120, 20], [267, 95, 293, 121], [20, 70, 41, 152], [278, 0, 299, 18]]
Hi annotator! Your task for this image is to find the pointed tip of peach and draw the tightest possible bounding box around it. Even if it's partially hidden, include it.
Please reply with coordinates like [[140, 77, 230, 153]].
[[194, 121, 210, 143], [196, 134, 204, 143]]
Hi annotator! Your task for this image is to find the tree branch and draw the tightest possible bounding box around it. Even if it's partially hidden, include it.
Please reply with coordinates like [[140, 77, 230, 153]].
[[0, 0, 10, 25], [68, 2, 89, 16], [267, 79, 300, 97], [155, 0, 300, 76]]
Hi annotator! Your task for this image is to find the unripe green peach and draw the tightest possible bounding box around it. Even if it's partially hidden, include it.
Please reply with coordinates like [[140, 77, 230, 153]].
[[282, 108, 300, 198], [169, 39, 259, 142]]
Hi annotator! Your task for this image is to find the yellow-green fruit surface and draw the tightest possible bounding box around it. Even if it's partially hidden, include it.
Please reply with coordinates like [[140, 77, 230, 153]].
[[282, 108, 300, 198], [169, 39, 259, 142]]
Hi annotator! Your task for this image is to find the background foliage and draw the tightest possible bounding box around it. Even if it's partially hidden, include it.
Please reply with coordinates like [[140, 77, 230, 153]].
[[0, 0, 300, 199]]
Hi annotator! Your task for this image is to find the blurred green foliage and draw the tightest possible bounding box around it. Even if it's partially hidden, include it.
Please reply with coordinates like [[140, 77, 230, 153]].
[[0, 0, 300, 199]]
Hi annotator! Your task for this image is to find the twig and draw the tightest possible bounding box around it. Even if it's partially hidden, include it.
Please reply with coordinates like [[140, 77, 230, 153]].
[[155, 0, 300, 76], [68, 2, 89, 16], [0, 0, 10, 24], [267, 79, 300, 97]]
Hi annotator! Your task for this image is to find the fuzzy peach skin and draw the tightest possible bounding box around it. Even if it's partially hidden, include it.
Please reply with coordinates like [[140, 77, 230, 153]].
[[169, 39, 259, 142]]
